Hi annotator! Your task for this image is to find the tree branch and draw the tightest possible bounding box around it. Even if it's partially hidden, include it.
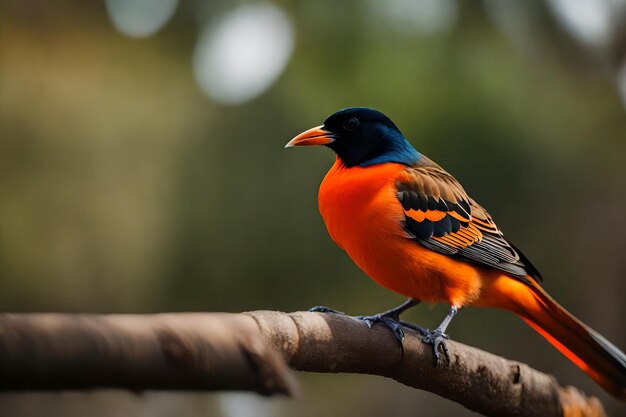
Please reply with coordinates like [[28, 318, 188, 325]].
[[0, 311, 606, 417]]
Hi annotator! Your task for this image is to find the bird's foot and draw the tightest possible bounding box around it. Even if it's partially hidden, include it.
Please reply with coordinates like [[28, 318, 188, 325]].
[[421, 328, 450, 366], [308, 305, 345, 315], [309, 306, 405, 341], [354, 314, 407, 343], [310, 303, 427, 346]]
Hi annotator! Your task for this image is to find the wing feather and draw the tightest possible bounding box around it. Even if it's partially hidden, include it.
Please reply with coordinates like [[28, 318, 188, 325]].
[[396, 160, 542, 284]]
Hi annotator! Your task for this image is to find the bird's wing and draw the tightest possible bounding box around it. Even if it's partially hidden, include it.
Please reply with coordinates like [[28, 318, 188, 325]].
[[395, 162, 542, 285]]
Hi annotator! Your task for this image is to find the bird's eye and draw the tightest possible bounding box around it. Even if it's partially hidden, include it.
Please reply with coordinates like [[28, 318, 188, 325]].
[[343, 117, 359, 131]]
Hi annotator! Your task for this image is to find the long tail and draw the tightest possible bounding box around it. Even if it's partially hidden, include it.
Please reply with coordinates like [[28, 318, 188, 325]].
[[488, 277, 626, 400]]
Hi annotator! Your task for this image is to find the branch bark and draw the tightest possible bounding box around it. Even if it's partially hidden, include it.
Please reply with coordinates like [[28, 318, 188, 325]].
[[0, 311, 605, 417]]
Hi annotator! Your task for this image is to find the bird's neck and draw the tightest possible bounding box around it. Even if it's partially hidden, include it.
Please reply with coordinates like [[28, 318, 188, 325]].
[[356, 136, 421, 167]]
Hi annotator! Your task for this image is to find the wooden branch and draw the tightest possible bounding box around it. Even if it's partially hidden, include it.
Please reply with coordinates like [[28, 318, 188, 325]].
[[0, 311, 605, 417]]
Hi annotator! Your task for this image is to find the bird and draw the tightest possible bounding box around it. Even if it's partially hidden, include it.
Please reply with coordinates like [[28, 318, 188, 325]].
[[285, 107, 626, 400]]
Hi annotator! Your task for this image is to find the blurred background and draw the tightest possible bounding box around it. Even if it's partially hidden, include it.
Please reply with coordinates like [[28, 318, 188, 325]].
[[1, 0, 626, 415]]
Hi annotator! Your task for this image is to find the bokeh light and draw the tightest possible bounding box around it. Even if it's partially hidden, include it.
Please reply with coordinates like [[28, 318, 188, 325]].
[[547, 0, 613, 46], [192, 4, 294, 105], [105, 0, 178, 38]]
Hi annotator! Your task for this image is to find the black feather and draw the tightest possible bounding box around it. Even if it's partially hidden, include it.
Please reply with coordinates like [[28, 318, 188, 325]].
[[406, 217, 434, 239], [433, 215, 451, 237], [452, 203, 470, 220], [427, 196, 438, 210], [417, 193, 428, 211], [459, 199, 471, 215], [409, 191, 420, 210], [449, 216, 461, 233], [398, 191, 411, 210]]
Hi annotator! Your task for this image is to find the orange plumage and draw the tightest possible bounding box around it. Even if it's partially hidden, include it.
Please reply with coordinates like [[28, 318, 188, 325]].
[[319, 158, 483, 307], [287, 107, 626, 400]]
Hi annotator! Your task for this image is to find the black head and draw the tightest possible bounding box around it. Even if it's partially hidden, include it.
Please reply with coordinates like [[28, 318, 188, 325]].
[[286, 107, 420, 167]]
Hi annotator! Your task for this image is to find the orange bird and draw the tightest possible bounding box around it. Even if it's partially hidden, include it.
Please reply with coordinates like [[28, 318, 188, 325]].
[[286, 107, 626, 399]]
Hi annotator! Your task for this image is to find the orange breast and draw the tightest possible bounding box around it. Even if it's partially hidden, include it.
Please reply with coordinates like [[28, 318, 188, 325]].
[[318, 158, 484, 306]]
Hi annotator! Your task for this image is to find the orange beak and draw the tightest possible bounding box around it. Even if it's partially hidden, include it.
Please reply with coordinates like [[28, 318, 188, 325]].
[[285, 125, 336, 148]]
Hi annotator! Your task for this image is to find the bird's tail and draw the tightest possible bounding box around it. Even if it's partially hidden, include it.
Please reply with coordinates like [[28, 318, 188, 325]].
[[486, 276, 626, 400]]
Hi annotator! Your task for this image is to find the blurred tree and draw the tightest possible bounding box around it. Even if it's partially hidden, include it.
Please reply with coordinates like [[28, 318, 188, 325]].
[[0, 0, 624, 416]]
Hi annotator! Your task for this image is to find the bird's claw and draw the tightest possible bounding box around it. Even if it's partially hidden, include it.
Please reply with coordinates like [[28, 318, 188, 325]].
[[355, 314, 405, 343], [421, 329, 450, 366], [308, 305, 344, 314]]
